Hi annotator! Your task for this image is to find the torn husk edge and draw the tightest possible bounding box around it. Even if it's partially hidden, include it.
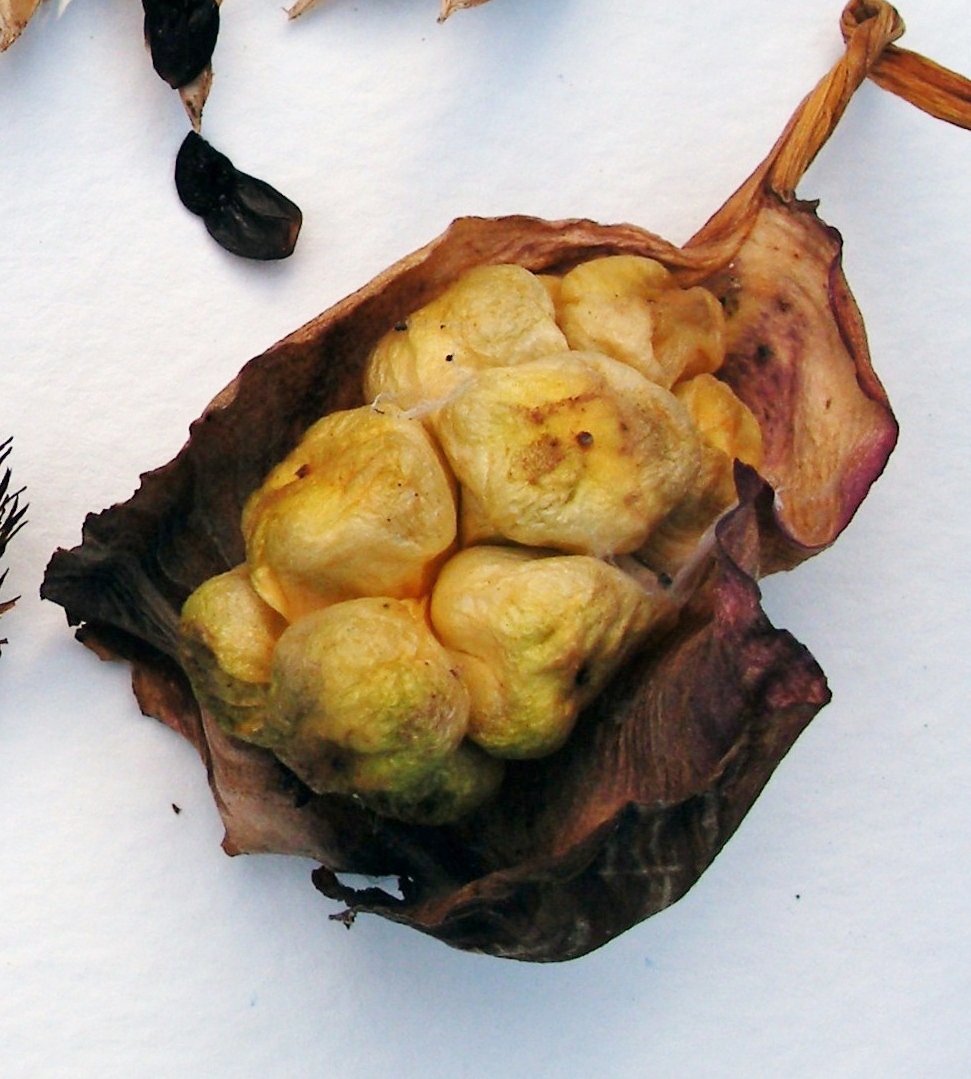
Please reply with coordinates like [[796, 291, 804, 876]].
[[40, 1, 971, 960]]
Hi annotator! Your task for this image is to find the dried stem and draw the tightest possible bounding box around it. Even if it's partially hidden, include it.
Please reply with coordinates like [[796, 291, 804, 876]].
[[678, 1, 971, 278]]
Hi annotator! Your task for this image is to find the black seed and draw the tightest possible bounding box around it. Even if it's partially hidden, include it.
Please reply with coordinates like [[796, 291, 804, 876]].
[[174, 132, 303, 261], [174, 131, 235, 216], [204, 173, 303, 261], [143, 0, 220, 90]]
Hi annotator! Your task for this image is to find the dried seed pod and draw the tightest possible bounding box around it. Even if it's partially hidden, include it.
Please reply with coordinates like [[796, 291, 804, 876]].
[[174, 132, 303, 261], [142, 0, 220, 90], [41, 2, 971, 960], [0, 439, 27, 653]]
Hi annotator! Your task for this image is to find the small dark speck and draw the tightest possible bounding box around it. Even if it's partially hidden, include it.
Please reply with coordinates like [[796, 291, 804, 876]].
[[575, 430, 594, 448], [658, 572, 673, 588], [295, 463, 311, 479], [795, 893, 801, 900], [445, 354, 454, 362], [394, 321, 408, 332], [172, 803, 182, 814]]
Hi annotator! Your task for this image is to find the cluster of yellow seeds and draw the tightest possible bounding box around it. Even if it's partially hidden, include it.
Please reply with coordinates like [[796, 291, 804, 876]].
[[180, 256, 763, 823]]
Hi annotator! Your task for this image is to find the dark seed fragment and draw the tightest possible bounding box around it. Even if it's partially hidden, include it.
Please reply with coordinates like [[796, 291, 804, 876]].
[[204, 172, 303, 261], [174, 131, 235, 216], [174, 132, 303, 261], [143, 0, 220, 90]]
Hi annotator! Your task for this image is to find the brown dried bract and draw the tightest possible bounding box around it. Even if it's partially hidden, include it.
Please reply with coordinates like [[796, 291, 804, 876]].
[[41, 2, 971, 960], [0, 0, 44, 50]]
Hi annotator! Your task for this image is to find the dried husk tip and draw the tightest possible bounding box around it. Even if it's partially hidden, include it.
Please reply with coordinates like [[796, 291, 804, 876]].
[[0, 0, 44, 50], [41, 2, 971, 960]]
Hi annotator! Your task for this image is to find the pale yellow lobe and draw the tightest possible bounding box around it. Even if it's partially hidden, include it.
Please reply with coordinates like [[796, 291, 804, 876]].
[[675, 373, 763, 506], [268, 596, 500, 823], [651, 286, 727, 387], [434, 351, 701, 556], [350, 740, 505, 825], [554, 257, 727, 389], [270, 596, 468, 771], [555, 255, 675, 384], [180, 565, 286, 685], [363, 264, 568, 412], [430, 546, 672, 758], [676, 374, 762, 457], [178, 565, 288, 745], [242, 405, 457, 621], [640, 374, 764, 575]]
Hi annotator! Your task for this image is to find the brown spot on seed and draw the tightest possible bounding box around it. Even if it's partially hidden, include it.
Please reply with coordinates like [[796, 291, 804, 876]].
[[520, 434, 567, 482], [575, 431, 594, 448]]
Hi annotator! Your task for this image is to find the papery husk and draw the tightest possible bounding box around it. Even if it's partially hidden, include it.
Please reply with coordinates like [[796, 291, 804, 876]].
[[41, 2, 971, 960], [0, 0, 43, 50], [438, 0, 492, 21], [284, 0, 492, 23]]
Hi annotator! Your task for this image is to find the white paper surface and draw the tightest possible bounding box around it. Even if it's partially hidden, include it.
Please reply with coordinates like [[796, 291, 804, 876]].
[[3, 1, 971, 1076]]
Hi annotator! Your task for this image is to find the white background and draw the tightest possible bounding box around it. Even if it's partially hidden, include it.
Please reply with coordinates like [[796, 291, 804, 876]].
[[3, 1, 971, 1075]]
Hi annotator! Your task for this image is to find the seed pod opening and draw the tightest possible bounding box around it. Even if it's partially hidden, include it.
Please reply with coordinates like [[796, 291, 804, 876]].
[[41, 2, 971, 959]]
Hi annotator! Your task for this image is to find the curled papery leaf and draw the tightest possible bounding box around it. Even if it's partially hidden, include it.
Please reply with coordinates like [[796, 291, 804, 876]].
[[142, 0, 220, 90], [174, 132, 303, 261], [41, 2, 971, 960]]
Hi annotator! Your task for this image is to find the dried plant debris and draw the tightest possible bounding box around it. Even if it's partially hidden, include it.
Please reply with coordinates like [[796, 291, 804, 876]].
[[0, 0, 44, 50], [42, 2, 971, 960], [139, 0, 303, 261], [4, 0, 493, 259], [0, 439, 27, 652], [175, 132, 303, 261], [284, 0, 493, 23]]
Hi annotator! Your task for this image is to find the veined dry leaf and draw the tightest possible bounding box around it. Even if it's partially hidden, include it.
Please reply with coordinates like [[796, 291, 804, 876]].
[[41, 1, 971, 960]]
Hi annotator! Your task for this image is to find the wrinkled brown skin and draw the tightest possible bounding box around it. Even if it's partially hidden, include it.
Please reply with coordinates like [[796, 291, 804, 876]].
[[42, 196, 896, 960]]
